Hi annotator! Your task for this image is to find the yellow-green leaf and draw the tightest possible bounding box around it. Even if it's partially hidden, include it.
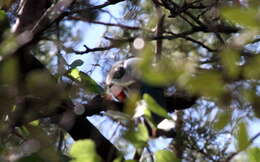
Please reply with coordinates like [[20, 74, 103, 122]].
[[213, 111, 232, 130], [221, 49, 240, 78], [69, 68, 81, 80], [237, 122, 249, 150], [143, 94, 170, 119], [247, 147, 260, 162], [30, 120, 40, 127], [187, 71, 224, 97], [155, 150, 180, 162], [0, 57, 18, 84], [243, 55, 260, 79], [69, 140, 102, 162], [68, 68, 103, 93], [221, 7, 259, 29], [124, 123, 149, 149]]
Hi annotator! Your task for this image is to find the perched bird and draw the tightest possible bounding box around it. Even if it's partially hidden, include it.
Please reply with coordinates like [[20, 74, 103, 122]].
[[106, 57, 198, 137], [106, 57, 165, 106], [106, 57, 140, 102], [105, 57, 166, 121]]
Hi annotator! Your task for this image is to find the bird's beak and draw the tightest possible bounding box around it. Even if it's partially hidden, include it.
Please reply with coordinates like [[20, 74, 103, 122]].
[[109, 84, 127, 102], [116, 89, 127, 102]]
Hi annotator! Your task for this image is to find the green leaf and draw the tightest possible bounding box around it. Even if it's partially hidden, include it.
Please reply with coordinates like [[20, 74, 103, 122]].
[[143, 94, 170, 119], [155, 150, 180, 162], [113, 156, 136, 162], [124, 93, 141, 116], [79, 71, 103, 93], [187, 71, 224, 98], [139, 43, 196, 86], [113, 156, 123, 162], [68, 68, 103, 93], [237, 122, 249, 150], [139, 44, 176, 86], [0, 9, 9, 29], [29, 120, 40, 126], [0, 57, 18, 84], [247, 147, 260, 162], [241, 86, 260, 118], [213, 111, 232, 130], [137, 123, 149, 141], [69, 68, 81, 79], [70, 59, 84, 68], [0, 10, 7, 21], [221, 7, 259, 29], [243, 55, 260, 80], [18, 126, 30, 137], [124, 124, 149, 149], [0, 34, 17, 56], [69, 140, 102, 162], [221, 49, 240, 78], [25, 71, 64, 107]]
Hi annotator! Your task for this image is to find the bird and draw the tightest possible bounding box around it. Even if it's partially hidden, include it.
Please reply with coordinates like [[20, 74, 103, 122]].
[[106, 58, 167, 130], [106, 57, 141, 102], [106, 57, 198, 137], [106, 57, 166, 107]]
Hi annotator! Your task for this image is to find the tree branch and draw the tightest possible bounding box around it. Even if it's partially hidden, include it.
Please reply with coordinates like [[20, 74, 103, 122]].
[[69, 0, 125, 14], [0, 0, 125, 160], [68, 16, 142, 30], [224, 132, 260, 162], [74, 44, 117, 54]]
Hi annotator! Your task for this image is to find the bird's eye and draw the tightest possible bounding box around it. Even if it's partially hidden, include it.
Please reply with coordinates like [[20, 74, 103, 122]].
[[113, 67, 125, 79]]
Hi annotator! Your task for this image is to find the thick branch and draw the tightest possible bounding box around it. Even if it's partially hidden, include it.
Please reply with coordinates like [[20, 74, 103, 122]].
[[1, 0, 125, 160]]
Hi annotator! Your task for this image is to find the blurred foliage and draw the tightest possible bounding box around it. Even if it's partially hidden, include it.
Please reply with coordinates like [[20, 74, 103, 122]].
[[221, 49, 240, 78], [213, 110, 232, 131], [243, 55, 260, 80], [221, 7, 260, 30], [0, 9, 17, 56], [237, 122, 250, 150], [138, 43, 195, 86], [0, 0, 14, 10], [124, 123, 149, 149], [69, 140, 102, 162], [0, 57, 18, 85], [187, 71, 225, 98], [124, 92, 141, 116], [0, 9, 9, 37], [247, 147, 260, 162], [143, 94, 170, 119], [155, 150, 180, 162]]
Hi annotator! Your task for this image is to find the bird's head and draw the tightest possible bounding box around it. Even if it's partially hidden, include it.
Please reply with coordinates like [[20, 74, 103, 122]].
[[106, 58, 142, 102]]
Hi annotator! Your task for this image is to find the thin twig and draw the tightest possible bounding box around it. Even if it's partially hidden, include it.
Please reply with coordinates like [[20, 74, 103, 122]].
[[74, 44, 117, 54], [70, 0, 125, 14], [224, 132, 260, 162], [68, 16, 142, 30]]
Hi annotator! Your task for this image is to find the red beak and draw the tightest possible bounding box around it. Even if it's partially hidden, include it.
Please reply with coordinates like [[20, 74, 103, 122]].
[[109, 84, 127, 102], [115, 90, 127, 102]]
